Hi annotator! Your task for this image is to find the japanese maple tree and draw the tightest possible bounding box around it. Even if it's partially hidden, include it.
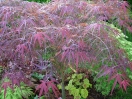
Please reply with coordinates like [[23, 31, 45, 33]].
[[0, 0, 132, 98]]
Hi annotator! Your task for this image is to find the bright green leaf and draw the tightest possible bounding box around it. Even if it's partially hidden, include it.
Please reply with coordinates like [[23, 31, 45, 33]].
[[72, 74, 77, 79], [81, 89, 88, 98], [77, 74, 83, 80]]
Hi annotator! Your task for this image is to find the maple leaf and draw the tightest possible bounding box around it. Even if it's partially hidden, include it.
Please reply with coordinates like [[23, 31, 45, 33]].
[[3, 71, 28, 89], [61, 41, 96, 70], [60, 5, 74, 16], [16, 18, 35, 34], [118, 19, 125, 27], [33, 32, 52, 47], [1, 81, 12, 99], [36, 79, 60, 98], [0, 21, 7, 30], [15, 43, 28, 57], [76, 41, 94, 64], [120, 1, 129, 12], [97, 66, 114, 78], [121, 80, 130, 91], [98, 15, 108, 21], [86, 23, 102, 35], [64, 17, 74, 25], [61, 45, 74, 62], [60, 28, 71, 40], [89, 5, 101, 15], [78, 1, 87, 10], [109, 73, 124, 94], [12, 79, 21, 86], [74, 51, 90, 69], [33, 32, 45, 47], [36, 80, 48, 98], [47, 80, 60, 98]]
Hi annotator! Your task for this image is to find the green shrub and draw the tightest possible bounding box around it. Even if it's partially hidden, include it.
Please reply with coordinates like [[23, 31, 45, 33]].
[[0, 66, 3, 74], [0, 81, 34, 99], [31, 72, 44, 80], [94, 76, 114, 96], [116, 31, 132, 61], [58, 73, 92, 99], [108, 87, 132, 99]]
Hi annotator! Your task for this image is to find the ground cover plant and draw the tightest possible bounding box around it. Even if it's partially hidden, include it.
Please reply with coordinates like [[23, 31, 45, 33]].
[[0, 0, 132, 98], [0, 79, 34, 99], [58, 73, 92, 99]]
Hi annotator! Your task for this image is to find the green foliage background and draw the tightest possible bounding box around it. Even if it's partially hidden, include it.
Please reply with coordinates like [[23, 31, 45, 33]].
[[27, 0, 50, 3], [0, 82, 34, 99], [127, 0, 132, 7], [117, 32, 132, 61]]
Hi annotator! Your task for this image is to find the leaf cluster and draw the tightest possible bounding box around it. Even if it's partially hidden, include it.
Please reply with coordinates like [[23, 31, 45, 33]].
[[95, 76, 114, 96], [0, 80, 34, 99], [58, 73, 92, 99], [27, 0, 50, 3], [35, 79, 60, 98], [108, 87, 132, 99], [117, 33, 132, 61]]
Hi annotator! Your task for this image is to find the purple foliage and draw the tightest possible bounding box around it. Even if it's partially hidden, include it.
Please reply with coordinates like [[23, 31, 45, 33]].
[[0, 0, 132, 98]]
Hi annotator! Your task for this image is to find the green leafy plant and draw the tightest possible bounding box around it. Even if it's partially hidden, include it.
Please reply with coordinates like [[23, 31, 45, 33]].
[[0, 66, 3, 75], [58, 73, 92, 99], [126, 68, 132, 80], [93, 25, 132, 96], [117, 34, 132, 61], [27, 0, 51, 3], [94, 76, 114, 96], [42, 47, 55, 60], [122, 28, 132, 42], [85, 62, 114, 96], [31, 72, 44, 80], [0, 79, 34, 99], [108, 87, 132, 99]]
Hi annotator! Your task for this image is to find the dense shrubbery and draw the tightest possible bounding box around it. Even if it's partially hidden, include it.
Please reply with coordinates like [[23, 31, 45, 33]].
[[0, 0, 132, 98]]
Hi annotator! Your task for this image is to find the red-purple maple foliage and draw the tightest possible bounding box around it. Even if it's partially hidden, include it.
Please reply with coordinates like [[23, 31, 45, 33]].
[[0, 0, 132, 98], [36, 79, 60, 98]]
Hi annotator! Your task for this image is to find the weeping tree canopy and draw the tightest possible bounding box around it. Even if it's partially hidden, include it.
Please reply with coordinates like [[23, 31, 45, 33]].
[[0, 0, 132, 97]]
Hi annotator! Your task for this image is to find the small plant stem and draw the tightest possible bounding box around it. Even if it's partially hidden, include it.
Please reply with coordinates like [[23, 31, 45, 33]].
[[61, 73, 66, 99]]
